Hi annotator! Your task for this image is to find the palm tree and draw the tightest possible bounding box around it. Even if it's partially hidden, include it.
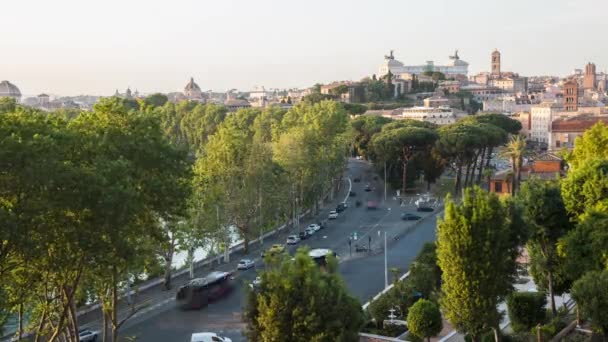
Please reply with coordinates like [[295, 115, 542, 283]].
[[500, 135, 527, 195]]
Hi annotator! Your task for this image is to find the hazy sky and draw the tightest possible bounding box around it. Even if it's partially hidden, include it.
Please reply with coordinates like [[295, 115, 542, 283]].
[[2, 0, 607, 96]]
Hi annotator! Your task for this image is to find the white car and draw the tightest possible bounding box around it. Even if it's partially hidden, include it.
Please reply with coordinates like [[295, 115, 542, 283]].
[[237, 259, 255, 270], [308, 223, 321, 232], [286, 235, 300, 245], [191, 332, 232, 342], [328, 210, 338, 219], [305, 227, 316, 236], [78, 329, 99, 342], [249, 276, 262, 290]]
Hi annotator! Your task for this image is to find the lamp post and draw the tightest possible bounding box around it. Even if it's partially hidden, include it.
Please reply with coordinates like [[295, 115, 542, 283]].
[[379, 230, 388, 288]]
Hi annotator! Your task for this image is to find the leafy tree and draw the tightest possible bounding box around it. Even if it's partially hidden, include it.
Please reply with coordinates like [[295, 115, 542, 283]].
[[566, 122, 608, 170], [437, 188, 523, 342], [351, 115, 393, 158], [561, 159, 608, 218], [0, 97, 17, 113], [343, 103, 367, 116], [500, 135, 527, 195], [143, 93, 169, 108], [407, 299, 443, 342], [244, 248, 364, 341], [571, 271, 608, 339], [506, 292, 547, 333], [302, 92, 334, 104], [516, 179, 572, 315], [371, 125, 438, 194], [558, 211, 608, 282]]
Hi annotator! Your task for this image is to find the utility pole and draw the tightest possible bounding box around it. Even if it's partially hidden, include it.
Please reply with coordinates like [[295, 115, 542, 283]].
[[384, 231, 388, 289]]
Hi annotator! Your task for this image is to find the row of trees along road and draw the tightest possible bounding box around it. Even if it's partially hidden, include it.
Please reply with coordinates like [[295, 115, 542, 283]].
[[0, 96, 351, 341], [351, 113, 522, 194], [434, 122, 608, 341]]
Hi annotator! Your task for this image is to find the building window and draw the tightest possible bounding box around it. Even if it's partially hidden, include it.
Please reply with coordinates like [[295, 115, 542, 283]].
[[495, 181, 503, 193]]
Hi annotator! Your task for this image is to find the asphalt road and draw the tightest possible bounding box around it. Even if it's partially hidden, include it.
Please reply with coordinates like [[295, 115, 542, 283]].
[[117, 159, 439, 342]]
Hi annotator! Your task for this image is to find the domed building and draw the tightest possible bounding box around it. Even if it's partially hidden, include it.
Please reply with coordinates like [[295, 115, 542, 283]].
[[0, 80, 22, 102], [378, 50, 469, 77], [183, 77, 204, 102]]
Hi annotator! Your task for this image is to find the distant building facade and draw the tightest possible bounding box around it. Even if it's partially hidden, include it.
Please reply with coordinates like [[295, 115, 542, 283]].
[[549, 115, 608, 150], [583, 62, 597, 90], [378, 50, 469, 77], [184, 77, 205, 102]]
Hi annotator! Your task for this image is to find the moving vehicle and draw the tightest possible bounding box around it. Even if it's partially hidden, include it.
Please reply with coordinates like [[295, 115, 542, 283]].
[[349, 191, 356, 197], [401, 213, 422, 221], [78, 329, 99, 342], [261, 244, 285, 258], [336, 203, 346, 212], [353, 177, 361, 183], [309, 248, 338, 267], [249, 276, 262, 290], [305, 227, 316, 236], [237, 259, 255, 270], [307, 223, 321, 232], [299, 231, 309, 240], [176, 271, 232, 310], [367, 201, 377, 209], [190, 332, 232, 342], [286, 235, 300, 245], [364, 184, 371, 192], [328, 210, 338, 219], [417, 207, 434, 212]]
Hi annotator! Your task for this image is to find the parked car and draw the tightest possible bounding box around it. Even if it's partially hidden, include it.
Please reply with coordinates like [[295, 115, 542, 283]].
[[191, 332, 232, 342], [299, 231, 309, 240], [78, 329, 99, 342], [417, 206, 434, 212], [367, 201, 377, 209], [349, 191, 356, 197], [336, 203, 346, 212], [305, 227, 316, 236], [237, 259, 255, 270], [353, 177, 361, 183], [286, 235, 300, 245], [356, 156, 363, 160], [364, 184, 371, 192], [317, 221, 326, 229], [308, 223, 321, 232], [328, 210, 338, 219], [401, 213, 422, 221], [261, 244, 285, 258]]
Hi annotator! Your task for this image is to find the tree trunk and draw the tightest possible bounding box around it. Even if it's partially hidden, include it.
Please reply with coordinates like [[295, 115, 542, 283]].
[[548, 271, 557, 316], [493, 324, 502, 342], [464, 162, 472, 189], [17, 303, 23, 341], [111, 276, 119, 342], [455, 164, 463, 194], [243, 230, 249, 254], [470, 150, 480, 186], [34, 306, 48, 342], [102, 311, 108, 342], [402, 161, 408, 196], [427, 181, 431, 191], [477, 147, 486, 184], [163, 252, 173, 290]]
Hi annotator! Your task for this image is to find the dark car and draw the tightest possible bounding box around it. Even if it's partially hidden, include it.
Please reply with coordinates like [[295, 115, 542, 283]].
[[353, 177, 361, 183], [417, 206, 434, 212], [401, 213, 422, 221], [299, 231, 309, 240], [317, 221, 326, 229], [364, 184, 371, 192], [349, 191, 356, 197], [336, 203, 346, 212]]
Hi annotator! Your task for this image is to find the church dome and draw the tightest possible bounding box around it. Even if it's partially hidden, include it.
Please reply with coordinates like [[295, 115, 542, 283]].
[[0, 80, 22, 100], [184, 77, 202, 92]]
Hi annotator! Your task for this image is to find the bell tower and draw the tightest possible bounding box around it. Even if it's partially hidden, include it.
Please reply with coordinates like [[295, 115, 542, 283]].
[[491, 49, 501, 77]]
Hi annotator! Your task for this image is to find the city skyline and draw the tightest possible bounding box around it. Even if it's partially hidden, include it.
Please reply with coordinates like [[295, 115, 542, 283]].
[[2, 0, 607, 96]]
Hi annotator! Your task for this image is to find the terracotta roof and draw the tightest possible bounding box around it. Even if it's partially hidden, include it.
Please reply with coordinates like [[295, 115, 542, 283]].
[[551, 115, 608, 132], [533, 153, 563, 162]]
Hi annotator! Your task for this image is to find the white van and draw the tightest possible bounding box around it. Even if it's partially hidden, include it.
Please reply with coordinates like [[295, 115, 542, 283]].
[[190, 332, 232, 342]]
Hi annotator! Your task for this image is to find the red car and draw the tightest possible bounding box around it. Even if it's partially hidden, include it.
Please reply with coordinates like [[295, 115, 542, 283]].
[[367, 201, 377, 209]]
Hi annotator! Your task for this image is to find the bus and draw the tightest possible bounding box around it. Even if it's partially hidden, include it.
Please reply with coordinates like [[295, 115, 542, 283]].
[[176, 271, 233, 310], [308, 248, 337, 267]]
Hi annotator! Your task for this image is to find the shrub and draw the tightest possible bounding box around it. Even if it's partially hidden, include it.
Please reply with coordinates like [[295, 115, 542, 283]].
[[507, 292, 547, 332]]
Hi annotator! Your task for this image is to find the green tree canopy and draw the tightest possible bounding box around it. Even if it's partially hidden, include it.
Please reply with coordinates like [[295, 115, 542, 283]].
[[561, 158, 608, 218], [516, 179, 572, 315], [245, 248, 364, 342], [437, 188, 523, 341], [407, 299, 443, 342], [571, 271, 608, 339], [566, 122, 608, 170]]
